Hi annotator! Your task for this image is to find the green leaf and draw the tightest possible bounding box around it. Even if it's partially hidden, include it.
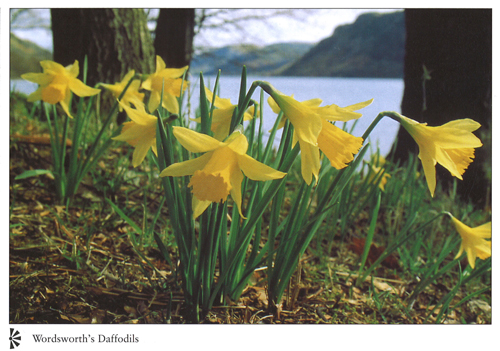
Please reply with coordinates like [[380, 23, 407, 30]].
[[14, 169, 53, 180], [105, 198, 142, 234]]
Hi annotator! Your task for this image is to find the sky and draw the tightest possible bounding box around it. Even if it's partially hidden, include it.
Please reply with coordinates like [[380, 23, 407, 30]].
[[9, 8, 401, 52]]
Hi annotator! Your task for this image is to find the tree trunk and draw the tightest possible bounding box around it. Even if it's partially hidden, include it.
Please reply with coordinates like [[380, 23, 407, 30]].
[[51, 8, 155, 87], [391, 9, 491, 207], [153, 8, 195, 69]]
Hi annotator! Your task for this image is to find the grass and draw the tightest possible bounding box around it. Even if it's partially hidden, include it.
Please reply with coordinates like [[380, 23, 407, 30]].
[[9, 90, 491, 324]]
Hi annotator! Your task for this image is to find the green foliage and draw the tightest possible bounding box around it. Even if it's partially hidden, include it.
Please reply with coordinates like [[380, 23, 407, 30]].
[[13, 55, 490, 324]]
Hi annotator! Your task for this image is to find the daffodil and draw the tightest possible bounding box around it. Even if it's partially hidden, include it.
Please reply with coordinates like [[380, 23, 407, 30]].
[[192, 87, 256, 141], [268, 91, 372, 184], [21, 60, 100, 117], [367, 156, 391, 191], [112, 101, 157, 167], [449, 215, 491, 269], [141, 55, 188, 114], [99, 70, 144, 111], [369, 166, 391, 191], [397, 115, 483, 197], [159, 127, 286, 218]]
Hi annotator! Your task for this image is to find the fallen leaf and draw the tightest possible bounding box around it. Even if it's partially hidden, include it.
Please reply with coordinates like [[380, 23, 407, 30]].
[[348, 237, 400, 269]]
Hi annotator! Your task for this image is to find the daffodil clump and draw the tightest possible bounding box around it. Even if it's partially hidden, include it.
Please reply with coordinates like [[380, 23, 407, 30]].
[[20, 56, 188, 204], [21, 54, 490, 322]]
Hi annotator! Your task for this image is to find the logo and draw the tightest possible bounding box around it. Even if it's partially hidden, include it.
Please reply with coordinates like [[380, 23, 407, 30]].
[[9, 329, 21, 349]]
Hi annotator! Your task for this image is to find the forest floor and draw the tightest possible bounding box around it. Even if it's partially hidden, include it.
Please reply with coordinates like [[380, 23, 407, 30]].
[[9, 94, 491, 325]]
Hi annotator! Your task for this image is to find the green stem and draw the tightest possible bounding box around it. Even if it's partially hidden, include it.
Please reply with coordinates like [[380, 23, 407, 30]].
[[356, 192, 381, 287]]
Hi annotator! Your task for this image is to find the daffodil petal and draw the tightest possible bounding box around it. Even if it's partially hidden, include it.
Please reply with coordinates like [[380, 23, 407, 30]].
[[172, 127, 221, 153], [343, 98, 374, 112], [205, 87, 233, 109], [465, 246, 477, 268], [159, 65, 189, 79], [161, 93, 180, 114], [192, 197, 211, 219], [155, 55, 166, 72], [229, 169, 246, 218], [226, 132, 249, 155], [268, 96, 281, 115], [26, 87, 43, 102], [67, 78, 100, 97], [147, 91, 161, 112], [60, 91, 73, 118], [40, 60, 65, 73], [120, 103, 157, 125], [65, 60, 80, 78], [277, 95, 323, 145], [433, 127, 483, 149], [418, 147, 437, 197], [237, 154, 286, 181], [301, 98, 323, 108], [132, 139, 152, 167], [298, 140, 321, 185], [473, 222, 492, 239], [159, 152, 213, 177], [21, 72, 53, 86]]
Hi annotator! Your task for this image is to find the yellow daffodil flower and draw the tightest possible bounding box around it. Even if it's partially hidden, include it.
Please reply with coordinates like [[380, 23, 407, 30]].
[[112, 101, 157, 167], [449, 215, 491, 269], [268, 91, 372, 184], [366, 156, 391, 191], [159, 127, 286, 218], [21, 60, 100, 117], [368, 165, 391, 191], [99, 70, 144, 111], [141, 55, 188, 114], [398, 115, 483, 197], [192, 87, 256, 141]]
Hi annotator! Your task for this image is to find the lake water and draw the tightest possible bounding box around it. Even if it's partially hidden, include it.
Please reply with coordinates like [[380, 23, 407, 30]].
[[11, 76, 403, 158]]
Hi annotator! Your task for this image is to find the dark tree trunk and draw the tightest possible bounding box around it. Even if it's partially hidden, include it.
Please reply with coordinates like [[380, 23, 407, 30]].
[[392, 9, 491, 207], [51, 8, 155, 87], [153, 8, 195, 69]]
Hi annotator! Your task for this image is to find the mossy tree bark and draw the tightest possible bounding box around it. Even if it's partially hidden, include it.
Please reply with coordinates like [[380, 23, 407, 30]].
[[392, 9, 491, 207], [153, 8, 195, 69], [51, 8, 155, 87]]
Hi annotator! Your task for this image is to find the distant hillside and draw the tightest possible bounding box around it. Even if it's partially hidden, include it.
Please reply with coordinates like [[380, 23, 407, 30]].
[[190, 42, 314, 76], [280, 11, 405, 78], [10, 33, 52, 79]]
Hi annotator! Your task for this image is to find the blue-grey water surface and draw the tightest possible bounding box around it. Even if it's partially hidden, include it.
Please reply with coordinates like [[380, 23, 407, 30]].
[[11, 75, 403, 158]]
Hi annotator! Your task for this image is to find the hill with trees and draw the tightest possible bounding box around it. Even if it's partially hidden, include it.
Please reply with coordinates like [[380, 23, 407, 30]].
[[190, 42, 314, 76], [10, 33, 52, 79], [280, 11, 405, 77]]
